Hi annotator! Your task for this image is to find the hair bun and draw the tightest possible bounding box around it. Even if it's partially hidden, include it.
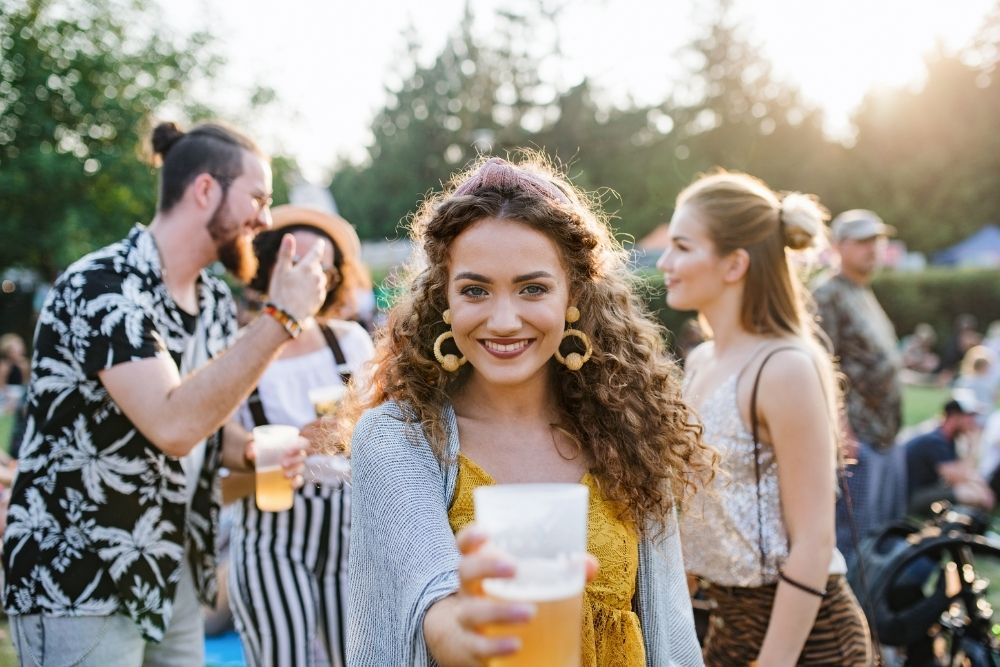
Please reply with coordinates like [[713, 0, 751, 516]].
[[779, 192, 827, 250], [151, 122, 184, 159]]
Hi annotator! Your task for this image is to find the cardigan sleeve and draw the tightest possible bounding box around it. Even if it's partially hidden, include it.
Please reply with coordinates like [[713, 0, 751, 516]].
[[638, 509, 704, 666], [347, 403, 461, 667]]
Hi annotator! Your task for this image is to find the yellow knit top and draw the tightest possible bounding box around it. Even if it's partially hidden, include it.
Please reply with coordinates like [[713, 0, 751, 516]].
[[448, 453, 646, 667]]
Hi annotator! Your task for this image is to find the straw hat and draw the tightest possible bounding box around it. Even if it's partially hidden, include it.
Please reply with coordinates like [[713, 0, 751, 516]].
[[269, 205, 368, 317], [271, 205, 361, 261]]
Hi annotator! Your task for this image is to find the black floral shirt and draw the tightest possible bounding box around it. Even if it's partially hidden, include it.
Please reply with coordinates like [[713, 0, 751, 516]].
[[2, 226, 237, 641]]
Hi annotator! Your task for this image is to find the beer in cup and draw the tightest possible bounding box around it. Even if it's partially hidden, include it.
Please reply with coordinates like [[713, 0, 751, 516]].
[[252, 425, 299, 512], [473, 483, 589, 667], [307, 384, 348, 419]]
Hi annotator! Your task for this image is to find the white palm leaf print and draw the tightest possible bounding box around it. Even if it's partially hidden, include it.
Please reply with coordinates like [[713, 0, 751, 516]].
[[32, 346, 85, 421], [4, 488, 59, 562], [13, 416, 43, 470], [92, 506, 184, 587], [33, 567, 119, 615], [57, 416, 144, 503], [86, 275, 153, 349]]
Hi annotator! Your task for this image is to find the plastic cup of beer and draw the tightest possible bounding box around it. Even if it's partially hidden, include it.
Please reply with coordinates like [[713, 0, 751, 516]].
[[307, 384, 347, 419], [474, 483, 589, 667], [252, 425, 299, 512]]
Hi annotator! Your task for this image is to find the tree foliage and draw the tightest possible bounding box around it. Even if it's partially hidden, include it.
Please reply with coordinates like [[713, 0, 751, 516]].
[[0, 0, 221, 277], [331, 0, 1000, 257], [5, 0, 1000, 274], [331, 4, 574, 239], [846, 12, 1000, 253]]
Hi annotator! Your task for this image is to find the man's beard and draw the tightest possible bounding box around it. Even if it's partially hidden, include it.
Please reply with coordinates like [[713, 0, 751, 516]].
[[207, 197, 258, 283]]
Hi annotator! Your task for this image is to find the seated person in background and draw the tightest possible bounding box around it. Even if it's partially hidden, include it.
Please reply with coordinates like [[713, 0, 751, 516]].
[[905, 394, 992, 515], [954, 345, 999, 414], [900, 322, 940, 378]]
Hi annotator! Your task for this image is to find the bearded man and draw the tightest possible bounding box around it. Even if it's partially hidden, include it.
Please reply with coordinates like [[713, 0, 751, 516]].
[[3, 122, 328, 665]]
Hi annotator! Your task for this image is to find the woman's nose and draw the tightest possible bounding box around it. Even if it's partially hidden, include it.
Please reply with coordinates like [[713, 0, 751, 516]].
[[487, 297, 521, 334]]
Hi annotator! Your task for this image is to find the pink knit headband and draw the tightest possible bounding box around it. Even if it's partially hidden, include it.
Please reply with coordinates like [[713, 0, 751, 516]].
[[453, 157, 570, 205]]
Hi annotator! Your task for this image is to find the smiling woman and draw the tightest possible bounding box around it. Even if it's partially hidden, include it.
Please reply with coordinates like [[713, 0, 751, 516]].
[[446, 219, 571, 388], [346, 153, 717, 667]]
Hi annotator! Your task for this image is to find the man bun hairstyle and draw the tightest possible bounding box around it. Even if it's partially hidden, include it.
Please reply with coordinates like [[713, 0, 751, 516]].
[[151, 121, 265, 212], [151, 122, 185, 160]]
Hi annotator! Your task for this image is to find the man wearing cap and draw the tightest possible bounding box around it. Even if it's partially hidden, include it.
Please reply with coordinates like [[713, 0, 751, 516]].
[[2, 121, 326, 665], [904, 394, 992, 515], [813, 209, 905, 566]]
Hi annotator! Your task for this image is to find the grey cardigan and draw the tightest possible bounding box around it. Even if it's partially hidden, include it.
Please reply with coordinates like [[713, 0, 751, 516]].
[[347, 401, 703, 667]]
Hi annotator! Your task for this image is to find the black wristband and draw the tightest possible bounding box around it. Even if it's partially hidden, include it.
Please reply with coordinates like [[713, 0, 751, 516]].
[[778, 570, 827, 598]]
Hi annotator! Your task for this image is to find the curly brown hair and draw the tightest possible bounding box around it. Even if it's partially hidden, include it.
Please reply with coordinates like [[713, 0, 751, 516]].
[[363, 153, 715, 530]]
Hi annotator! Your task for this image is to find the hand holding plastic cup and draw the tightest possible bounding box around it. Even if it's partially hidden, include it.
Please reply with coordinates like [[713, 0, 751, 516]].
[[252, 425, 300, 512], [307, 384, 348, 419], [473, 483, 589, 667]]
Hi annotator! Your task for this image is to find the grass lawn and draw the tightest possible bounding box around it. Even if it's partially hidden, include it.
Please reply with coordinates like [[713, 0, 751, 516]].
[[901, 382, 950, 428], [0, 414, 11, 457], [0, 412, 16, 664]]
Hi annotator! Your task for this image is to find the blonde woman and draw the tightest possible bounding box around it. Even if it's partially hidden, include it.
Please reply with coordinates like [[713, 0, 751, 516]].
[[658, 171, 871, 665]]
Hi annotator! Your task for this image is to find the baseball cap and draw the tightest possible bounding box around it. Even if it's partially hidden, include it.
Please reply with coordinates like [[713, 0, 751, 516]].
[[944, 389, 985, 416], [830, 209, 896, 243]]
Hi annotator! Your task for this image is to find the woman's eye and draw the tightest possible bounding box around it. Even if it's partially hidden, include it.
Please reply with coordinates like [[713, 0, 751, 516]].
[[460, 285, 488, 298], [521, 284, 548, 296]]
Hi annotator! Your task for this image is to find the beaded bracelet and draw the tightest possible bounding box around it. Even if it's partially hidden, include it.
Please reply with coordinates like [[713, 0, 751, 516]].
[[262, 302, 302, 339]]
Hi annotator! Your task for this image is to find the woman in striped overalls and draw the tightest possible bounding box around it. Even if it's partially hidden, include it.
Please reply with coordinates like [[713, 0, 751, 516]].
[[223, 205, 375, 667]]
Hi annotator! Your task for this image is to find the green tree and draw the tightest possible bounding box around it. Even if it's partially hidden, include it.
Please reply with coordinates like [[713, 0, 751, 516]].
[[849, 47, 1000, 252], [0, 0, 221, 277], [535, 0, 840, 242], [331, 3, 572, 240], [665, 0, 837, 200]]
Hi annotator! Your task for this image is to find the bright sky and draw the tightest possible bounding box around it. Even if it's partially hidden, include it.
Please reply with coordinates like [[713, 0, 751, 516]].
[[162, 0, 994, 182]]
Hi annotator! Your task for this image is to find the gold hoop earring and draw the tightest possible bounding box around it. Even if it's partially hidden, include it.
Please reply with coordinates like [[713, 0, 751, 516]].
[[555, 306, 592, 371], [434, 310, 467, 372]]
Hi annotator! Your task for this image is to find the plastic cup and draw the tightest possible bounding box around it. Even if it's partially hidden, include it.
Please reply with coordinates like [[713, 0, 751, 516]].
[[307, 384, 348, 418], [474, 483, 589, 666], [252, 425, 299, 512]]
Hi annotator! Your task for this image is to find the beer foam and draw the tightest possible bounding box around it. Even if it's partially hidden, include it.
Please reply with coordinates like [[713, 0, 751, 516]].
[[482, 557, 585, 602]]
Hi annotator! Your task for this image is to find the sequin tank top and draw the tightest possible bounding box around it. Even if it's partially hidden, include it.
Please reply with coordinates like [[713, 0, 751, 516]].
[[680, 371, 788, 587]]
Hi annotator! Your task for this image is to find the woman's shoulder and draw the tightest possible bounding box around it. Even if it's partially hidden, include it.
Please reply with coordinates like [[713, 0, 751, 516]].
[[355, 400, 413, 434], [323, 318, 375, 362], [353, 401, 448, 455], [352, 401, 455, 489], [324, 319, 373, 347], [755, 339, 827, 397]]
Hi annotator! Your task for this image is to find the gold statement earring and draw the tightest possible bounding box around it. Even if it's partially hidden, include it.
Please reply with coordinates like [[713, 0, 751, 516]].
[[554, 306, 593, 371], [433, 309, 467, 373]]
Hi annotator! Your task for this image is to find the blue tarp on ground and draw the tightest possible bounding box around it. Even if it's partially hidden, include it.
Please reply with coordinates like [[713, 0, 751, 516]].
[[933, 224, 1000, 267], [205, 631, 245, 667]]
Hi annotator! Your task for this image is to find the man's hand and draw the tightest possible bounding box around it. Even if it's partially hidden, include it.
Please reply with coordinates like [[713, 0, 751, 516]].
[[267, 234, 327, 322]]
